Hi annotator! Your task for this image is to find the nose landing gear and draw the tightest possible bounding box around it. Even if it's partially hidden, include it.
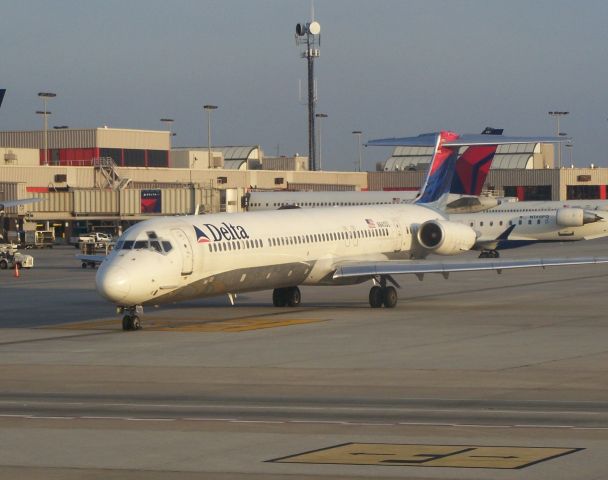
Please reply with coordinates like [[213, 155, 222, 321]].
[[118, 305, 143, 331]]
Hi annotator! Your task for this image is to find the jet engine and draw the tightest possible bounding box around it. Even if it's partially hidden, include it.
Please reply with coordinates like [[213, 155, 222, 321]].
[[556, 208, 602, 227], [417, 219, 477, 256]]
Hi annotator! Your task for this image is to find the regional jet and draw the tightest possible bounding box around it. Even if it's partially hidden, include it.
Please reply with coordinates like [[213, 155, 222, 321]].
[[90, 131, 608, 330]]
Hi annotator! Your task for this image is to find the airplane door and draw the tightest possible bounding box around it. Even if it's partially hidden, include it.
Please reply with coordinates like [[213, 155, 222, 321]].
[[343, 226, 350, 247], [171, 228, 194, 275], [394, 221, 402, 252]]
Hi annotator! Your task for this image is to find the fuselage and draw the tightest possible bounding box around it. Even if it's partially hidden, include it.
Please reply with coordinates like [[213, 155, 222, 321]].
[[96, 204, 447, 307]]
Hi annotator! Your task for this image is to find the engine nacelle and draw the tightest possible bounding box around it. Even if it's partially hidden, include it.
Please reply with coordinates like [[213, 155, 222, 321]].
[[417, 219, 477, 256], [556, 208, 601, 227]]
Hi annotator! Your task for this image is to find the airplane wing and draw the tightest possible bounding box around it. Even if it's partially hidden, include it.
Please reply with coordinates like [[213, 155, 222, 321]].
[[0, 198, 43, 208], [367, 134, 569, 147], [332, 256, 608, 280]]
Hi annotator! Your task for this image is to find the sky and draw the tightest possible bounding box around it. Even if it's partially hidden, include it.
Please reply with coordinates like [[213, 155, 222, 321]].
[[1, 0, 608, 171]]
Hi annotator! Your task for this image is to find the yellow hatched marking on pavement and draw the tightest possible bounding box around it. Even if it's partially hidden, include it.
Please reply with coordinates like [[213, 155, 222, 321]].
[[270, 443, 583, 470], [153, 318, 323, 332], [47, 319, 119, 330], [48, 318, 324, 332]]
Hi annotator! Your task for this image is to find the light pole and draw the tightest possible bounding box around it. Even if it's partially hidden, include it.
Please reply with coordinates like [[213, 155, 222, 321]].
[[203, 105, 217, 167], [160, 118, 174, 166], [315, 113, 327, 170], [548, 111, 569, 168], [37, 92, 56, 165], [352, 130, 363, 172], [565, 141, 573, 166]]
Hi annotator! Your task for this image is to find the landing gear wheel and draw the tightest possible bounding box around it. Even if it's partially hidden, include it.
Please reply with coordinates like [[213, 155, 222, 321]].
[[122, 315, 142, 331], [0, 259, 7, 270], [369, 286, 383, 308], [286, 287, 301, 307], [131, 316, 141, 330], [490, 249, 500, 258], [272, 288, 288, 307], [383, 286, 398, 308]]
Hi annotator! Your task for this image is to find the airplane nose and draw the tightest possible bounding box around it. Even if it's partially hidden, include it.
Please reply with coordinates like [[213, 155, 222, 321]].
[[96, 265, 131, 303]]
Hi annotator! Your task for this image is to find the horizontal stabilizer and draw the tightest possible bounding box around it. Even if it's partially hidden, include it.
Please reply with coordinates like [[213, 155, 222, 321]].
[[333, 256, 608, 279], [367, 133, 570, 147]]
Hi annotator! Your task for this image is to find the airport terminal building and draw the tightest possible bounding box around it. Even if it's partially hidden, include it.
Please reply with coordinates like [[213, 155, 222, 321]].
[[1, 127, 607, 242]]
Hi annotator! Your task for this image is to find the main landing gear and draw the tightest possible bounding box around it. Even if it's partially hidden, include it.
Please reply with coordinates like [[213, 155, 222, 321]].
[[369, 275, 398, 308], [272, 287, 301, 307], [119, 305, 143, 331], [478, 249, 500, 258]]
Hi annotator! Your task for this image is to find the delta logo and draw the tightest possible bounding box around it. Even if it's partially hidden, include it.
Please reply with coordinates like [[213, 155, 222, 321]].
[[194, 222, 250, 243]]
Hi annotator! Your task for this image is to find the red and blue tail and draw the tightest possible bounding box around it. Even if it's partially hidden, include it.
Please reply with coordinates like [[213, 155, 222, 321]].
[[450, 144, 498, 196], [368, 130, 569, 206], [415, 131, 460, 205]]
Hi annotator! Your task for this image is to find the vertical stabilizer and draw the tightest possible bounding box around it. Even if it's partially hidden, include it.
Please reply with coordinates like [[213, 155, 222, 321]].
[[451, 144, 498, 195], [415, 131, 460, 206]]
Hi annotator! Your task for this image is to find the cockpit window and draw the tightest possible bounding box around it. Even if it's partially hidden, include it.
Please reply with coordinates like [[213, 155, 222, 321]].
[[146, 231, 158, 239], [118, 236, 172, 254]]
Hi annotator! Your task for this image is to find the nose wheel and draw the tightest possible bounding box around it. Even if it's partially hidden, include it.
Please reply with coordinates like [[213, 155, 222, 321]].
[[122, 315, 141, 331], [119, 305, 143, 331]]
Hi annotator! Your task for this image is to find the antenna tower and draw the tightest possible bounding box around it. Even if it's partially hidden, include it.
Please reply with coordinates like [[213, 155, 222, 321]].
[[295, 12, 321, 171]]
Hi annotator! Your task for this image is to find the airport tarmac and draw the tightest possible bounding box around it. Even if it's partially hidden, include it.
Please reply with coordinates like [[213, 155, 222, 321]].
[[1, 241, 608, 479]]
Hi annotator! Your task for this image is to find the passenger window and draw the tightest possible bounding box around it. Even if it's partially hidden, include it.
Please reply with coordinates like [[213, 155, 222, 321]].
[[480, 222, 484, 227]]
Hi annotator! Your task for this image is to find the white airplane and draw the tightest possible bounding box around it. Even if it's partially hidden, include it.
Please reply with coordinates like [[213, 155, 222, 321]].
[[88, 131, 607, 331]]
